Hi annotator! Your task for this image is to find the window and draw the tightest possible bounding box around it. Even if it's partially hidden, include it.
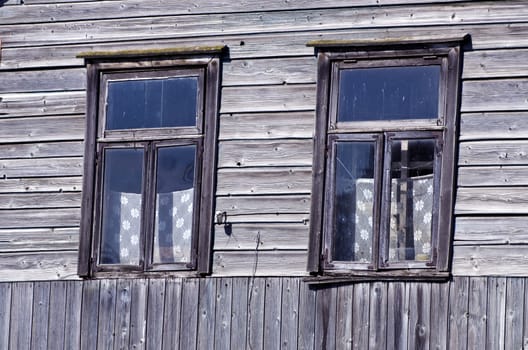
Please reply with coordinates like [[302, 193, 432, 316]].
[[78, 47, 223, 276], [308, 38, 465, 278]]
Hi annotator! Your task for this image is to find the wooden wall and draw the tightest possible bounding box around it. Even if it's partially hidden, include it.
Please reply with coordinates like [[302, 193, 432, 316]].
[[1, 0, 528, 280], [1, 276, 528, 350]]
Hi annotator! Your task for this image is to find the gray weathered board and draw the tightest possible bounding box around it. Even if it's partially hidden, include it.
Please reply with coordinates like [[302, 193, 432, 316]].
[[0, 277, 526, 350], [0, 0, 528, 280]]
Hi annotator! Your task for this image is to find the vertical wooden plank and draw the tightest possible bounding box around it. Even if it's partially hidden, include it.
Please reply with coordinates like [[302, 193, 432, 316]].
[[430, 282, 449, 350], [80, 280, 101, 350], [505, 278, 524, 350], [298, 281, 316, 350], [97, 279, 117, 350], [64, 281, 83, 350], [0, 283, 12, 350], [114, 279, 132, 350], [467, 277, 487, 349], [487, 277, 506, 350], [448, 277, 469, 350], [523, 279, 528, 350], [386, 282, 408, 350], [197, 278, 216, 350], [247, 278, 265, 350], [10, 282, 34, 350], [231, 278, 249, 349], [264, 278, 283, 350], [47, 281, 67, 350], [129, 279, 148, 350], [280, 278, 300, 350], [408, 283, 431, 350], [162, 278, 182, 350], [31, 282, 50, 350], [315, 286, 337, 350], [215, 278, 233, 350], [146, 279, 165, 350], [369, 282, 387, 350], [352, 283, 370, 350], [180, 278, 199, 350], [336, 284, 353, 350]]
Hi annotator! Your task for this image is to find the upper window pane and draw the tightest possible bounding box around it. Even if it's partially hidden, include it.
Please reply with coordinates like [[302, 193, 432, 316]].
[[106, 76, 198, 130], [337, 65, 440, 122]]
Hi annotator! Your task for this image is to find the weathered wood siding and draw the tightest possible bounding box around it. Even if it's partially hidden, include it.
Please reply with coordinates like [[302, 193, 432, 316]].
[[1, 0, 528, 279], [0, 276, 527, 349]]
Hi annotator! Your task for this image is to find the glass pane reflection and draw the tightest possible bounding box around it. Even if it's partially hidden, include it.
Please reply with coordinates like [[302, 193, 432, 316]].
[[334, 141, 375, 262], [388, 139, 435, 263], [338, 65, 440, 122], [106, 76, 198, 130], [100, 148, 144, 265], [153, 145, 196, 265]]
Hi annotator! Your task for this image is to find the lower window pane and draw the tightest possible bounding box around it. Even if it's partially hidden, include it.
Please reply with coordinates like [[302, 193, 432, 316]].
[[388, 139, 435, 263], [100, 148, 144, 265], [334, 141, 376, 262], [153, 145, 196, 265]]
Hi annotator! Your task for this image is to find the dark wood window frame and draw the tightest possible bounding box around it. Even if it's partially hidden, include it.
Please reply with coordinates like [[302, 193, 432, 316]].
[[77, 46, 224, 277], [307, 37, 466, 280]]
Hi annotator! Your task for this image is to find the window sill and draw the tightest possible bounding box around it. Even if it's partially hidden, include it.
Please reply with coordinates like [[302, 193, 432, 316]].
[[304, 270, 450, 286]]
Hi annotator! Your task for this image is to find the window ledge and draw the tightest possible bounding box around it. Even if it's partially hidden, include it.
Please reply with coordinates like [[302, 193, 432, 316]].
[[304, 270, 450, 286], [77, 45, 226, 60], [306, 34, 470, 48]]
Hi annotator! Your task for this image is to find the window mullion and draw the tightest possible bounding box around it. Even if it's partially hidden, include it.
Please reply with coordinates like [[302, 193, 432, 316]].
[[142, 141, 156, 271], [376, 133, 390, 270]]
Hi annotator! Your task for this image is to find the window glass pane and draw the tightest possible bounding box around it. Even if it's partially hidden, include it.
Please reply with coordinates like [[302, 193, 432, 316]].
[[387, 139, 435, 263], [333, 141, 376, 262], [100, 148, 144, 265], [153, 145, 196, 265], [106, 76, 198, 130], [337, 65, 440, 122]]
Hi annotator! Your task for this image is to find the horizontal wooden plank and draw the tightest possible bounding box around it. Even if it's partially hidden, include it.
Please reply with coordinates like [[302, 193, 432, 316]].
[[212, 250, 307, 276], [23, 0, 105, 3], [2, 23, 528, 70], [0, 157, 83, 178], [218, 140, 313, 168], [213, 213, 310, 224], [0, 251, 79, 282], [458, 166, 528, 187], [3, 4, 528, 48], [459, 141, 528, 166], [0, 227, 78, 252], [460, 112, 528, 141], [0, 192, 81, 209], [216, 195, 310, 216], [455, 187, 528, 215], [214, 222, 309, 250], [453, 245, 528, 276], [216, 167, 312, 196], [463, 49, 528, 79], [0, 208, 80, 228], [0, 141, 83, 160], [221, 84, 315, 113], [455, 216, 528, 245], [0, 177, 82, 193], [0, 92, 85, 118], [0, 0, 468, 25], [218, 112, 314, 140], [461, 79, 528, 112], [223, 57, 316, 86], [0, 68, 85, 93], [0, 115, 85, 143]]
